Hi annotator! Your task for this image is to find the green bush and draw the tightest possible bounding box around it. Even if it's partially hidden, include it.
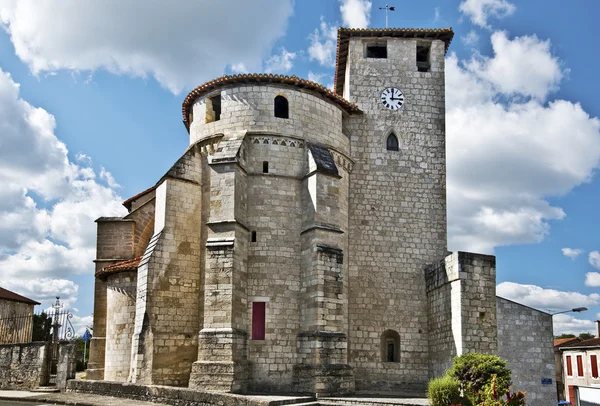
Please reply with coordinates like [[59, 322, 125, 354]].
[[447, 353, 512, 399], [427, 375, 469, 406]]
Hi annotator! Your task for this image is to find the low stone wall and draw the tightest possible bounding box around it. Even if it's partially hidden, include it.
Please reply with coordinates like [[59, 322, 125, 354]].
[[68, 380, 314, 406], [0, 341, 49, 389]]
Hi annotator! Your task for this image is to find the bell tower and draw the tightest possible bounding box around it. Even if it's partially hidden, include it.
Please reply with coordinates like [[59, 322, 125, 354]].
[[338, 28, 454, 392]]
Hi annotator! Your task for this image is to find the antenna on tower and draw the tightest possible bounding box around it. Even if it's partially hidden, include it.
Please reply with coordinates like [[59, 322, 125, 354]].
[[379, 4, 396, 28]]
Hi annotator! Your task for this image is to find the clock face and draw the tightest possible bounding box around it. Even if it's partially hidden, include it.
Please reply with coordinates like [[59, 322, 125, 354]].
[[380, 87, 404, 110]]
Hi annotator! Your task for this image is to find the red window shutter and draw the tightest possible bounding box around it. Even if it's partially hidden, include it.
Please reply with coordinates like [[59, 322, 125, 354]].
[[252, 302, 265, 340], [577, 355, 584, 376], [567, 355, 573, 376], [591, 354, 599, 378]]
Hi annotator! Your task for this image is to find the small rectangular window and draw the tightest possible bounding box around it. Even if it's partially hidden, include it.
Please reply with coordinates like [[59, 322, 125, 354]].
[[591, 354, 599, 378], [366, 44, 387, 59], [252, 302, 265, 340], [206, 95, 221, 123], [567, 355, 573, 376], [251, 231, 257, 242], [417, 45, 431, 72], [577, 354, 584, 376], [263, 161, 269, 173]]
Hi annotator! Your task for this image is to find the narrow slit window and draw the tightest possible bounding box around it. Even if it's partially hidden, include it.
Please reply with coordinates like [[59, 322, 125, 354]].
[[386, 133, 399, 151], [206, 95, 221, 123], [252, 302, 266, 340], [263, 161, 269, 173], [387, 342, 395, 362], [366, 44, 387, 59], [416, 45, 431, 72], [274, 96, 289, 119], [251, 231, 257, 242]]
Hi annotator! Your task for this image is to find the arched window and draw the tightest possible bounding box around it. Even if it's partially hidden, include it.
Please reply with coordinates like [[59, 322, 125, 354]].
[[274, 96, 289, 119], [381, 330, 400, 362], [386, 133, 399, 151]]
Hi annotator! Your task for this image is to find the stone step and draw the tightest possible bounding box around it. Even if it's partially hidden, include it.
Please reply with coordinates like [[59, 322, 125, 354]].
[[32, 386, 60, 393]]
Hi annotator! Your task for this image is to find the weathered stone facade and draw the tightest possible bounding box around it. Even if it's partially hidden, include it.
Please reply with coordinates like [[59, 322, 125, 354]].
[[497, 297, 555, 405], [88, 27, 553, 403]]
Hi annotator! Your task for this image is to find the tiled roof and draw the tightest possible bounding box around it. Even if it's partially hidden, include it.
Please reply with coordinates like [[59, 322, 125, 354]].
[[181, 74, 361, 129], [334, 27, 454, 95], [561, 337, 600, 349], [554, 337, 580, 348], [123, 185, 157, 210], [0, 287, 40, 305], [96, 257, 142, 280]]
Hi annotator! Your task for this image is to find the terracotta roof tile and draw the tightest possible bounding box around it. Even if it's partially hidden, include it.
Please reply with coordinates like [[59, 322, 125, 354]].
[[123, 185, 157, 210], [554, 337, 580, 347], [0, 287, 40, 305], [561, 337, 600, 348], [96, 257, 142, 280], [181, 74, 361, 130], [334, 27, 454, 95]]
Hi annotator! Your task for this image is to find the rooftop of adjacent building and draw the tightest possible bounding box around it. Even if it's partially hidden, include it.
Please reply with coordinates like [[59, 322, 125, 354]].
[[0, 286, 40, 305]]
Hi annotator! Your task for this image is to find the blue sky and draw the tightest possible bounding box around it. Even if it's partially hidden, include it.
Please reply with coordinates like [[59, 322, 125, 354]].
[[0, 0, 599, 335]]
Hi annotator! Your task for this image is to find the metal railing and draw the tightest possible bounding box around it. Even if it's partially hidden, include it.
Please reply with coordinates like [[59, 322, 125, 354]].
[[0, 307, 74, 344]]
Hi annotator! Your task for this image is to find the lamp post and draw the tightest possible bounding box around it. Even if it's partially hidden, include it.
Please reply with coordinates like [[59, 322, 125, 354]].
[[550, 307, 588, 316]]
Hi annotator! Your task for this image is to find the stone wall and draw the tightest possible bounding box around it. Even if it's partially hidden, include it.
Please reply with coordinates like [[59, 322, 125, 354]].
[[0, 342, 49, 389], [105, 271, 137, 381], [426, 252, 497, 378], [345, 36, 448, 392], [88, 217, 135, 380], [189, 85, 348, 156], [497, 297, 556, 406], [130, 144, 205, 386], [0, 299, 35, 344]]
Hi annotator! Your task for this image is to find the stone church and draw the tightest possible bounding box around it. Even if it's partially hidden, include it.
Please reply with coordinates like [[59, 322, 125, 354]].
[[88, 27, 555, 403]]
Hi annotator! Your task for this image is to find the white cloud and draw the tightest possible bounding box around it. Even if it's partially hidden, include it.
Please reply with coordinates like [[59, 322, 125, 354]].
[[459, 0, 516, 29], [339, 0, 371, 29], [585, 272, 600, 287], [0, 67, 126, 307], [466, 32, 563, 101], [562, 248, 584, 260], [0, 0, 293, 94], [264, 48, 296, 74], [447, 33, 600, 254], [590, 251, 600, 270], [308, 17, 338, 67], [497, 282, 600, 312], [3, 278, 79, 310], [462, 30, 479, 46], [230, 63, 248, 74], [553, 314, 596, 336]]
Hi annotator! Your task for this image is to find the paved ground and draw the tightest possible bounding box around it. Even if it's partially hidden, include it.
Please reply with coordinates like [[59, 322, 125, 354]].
[[0, 390, 429, 406], [0, 391, 167, 406]]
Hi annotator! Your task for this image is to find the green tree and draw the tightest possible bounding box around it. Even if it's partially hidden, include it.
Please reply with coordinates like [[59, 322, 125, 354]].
[[32, 313, 52, 342], [578, 332, 594, 340], [555, 333, 576, 339]]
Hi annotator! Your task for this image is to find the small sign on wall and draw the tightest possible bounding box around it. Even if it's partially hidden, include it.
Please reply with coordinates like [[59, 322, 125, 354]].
[[541, 378, 553, 385]]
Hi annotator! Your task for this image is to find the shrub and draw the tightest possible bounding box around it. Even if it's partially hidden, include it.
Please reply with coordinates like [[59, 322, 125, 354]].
[[448, 353, 512, 398], [427, 375, 470, 406]]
